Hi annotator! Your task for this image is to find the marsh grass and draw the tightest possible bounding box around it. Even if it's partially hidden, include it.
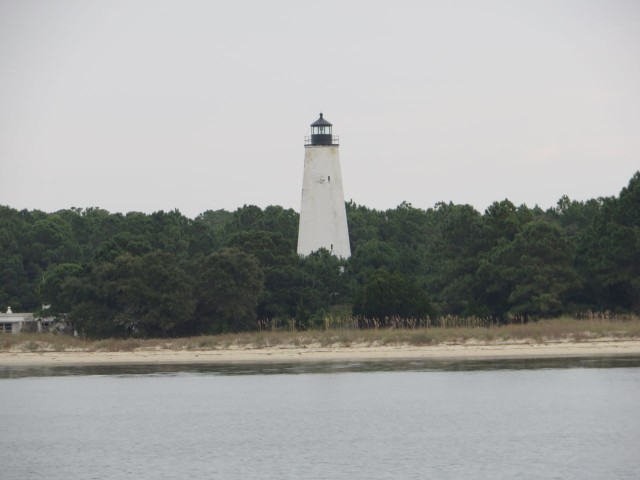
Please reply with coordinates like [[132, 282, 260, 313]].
[[1, 315, 640, 353]]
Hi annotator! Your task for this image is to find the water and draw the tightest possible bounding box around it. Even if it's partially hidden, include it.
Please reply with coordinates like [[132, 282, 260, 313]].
[[1, 357, 639, 480]]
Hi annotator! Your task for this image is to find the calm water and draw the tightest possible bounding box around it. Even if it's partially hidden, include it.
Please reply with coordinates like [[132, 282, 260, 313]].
[[1, 357, 639, 480]]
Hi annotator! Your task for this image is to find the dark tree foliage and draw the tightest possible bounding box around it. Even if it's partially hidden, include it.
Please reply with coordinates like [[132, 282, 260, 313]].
[[353, 268, 432, 320], [191, 248, 264, 333], [574, 173, 640, 312], [479, 221, 580, 317], [1, 172, 639, 337]]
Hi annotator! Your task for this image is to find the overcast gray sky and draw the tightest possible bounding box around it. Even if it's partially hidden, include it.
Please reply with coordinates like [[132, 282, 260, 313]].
[[1, 0, 638, 217]]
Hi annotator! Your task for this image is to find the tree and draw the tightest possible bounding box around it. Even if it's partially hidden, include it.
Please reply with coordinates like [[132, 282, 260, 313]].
[[426, 202, 487, 315], [24, 217, 80, 274], [353, 268, 431, 321], [482, 220, 580, 317], [111, 251, 195, 336], [150, 209, 192, 255], [192, 248, 264, 333], [39, 263, 84, 314], [189, 209, 231, 255], [576, 174, 640, 312], [262, 205, 299, 247], [257, 261, 307, 321], [69, 252, 195, 337], [350, 240, 401, 276], [345, 201, 384, 252], [0, 254, 32, 312], [299, 249, 348, 323], [93, 233, 152, 262]]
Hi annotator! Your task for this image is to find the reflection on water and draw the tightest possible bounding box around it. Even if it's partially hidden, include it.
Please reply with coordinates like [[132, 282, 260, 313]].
[[2, 355, 640, 379]]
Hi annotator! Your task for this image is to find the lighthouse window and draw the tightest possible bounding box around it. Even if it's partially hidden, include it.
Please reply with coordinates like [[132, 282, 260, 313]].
[[328, 176, 331, 182]]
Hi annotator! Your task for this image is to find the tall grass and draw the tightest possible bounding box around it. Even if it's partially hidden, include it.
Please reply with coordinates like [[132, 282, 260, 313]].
[[1, 315, 639, 353]]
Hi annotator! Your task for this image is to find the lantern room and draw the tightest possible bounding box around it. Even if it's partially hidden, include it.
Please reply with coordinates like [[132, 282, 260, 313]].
[[306, 113, 338, 146]]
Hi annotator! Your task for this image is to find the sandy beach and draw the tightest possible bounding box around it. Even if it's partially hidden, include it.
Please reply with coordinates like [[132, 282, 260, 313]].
[[1, 339, 640, 366]]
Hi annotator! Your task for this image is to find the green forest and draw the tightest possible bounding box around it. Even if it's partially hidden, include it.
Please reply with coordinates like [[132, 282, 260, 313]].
[[1, 172, 638, 338]]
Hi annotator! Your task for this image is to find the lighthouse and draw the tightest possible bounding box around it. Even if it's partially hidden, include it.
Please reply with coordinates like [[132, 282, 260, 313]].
[[297, 113, 351, 259]]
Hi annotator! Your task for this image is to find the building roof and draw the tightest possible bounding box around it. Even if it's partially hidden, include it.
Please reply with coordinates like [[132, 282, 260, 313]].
[[311, 113, 332, 127], [0, 312, 35, 322]]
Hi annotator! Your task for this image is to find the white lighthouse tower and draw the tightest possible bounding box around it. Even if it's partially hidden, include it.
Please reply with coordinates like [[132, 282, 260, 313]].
[[297, 113, 351, 259]]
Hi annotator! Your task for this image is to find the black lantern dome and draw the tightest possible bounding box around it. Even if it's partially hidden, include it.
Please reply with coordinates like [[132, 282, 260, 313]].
[[306, 113, 338, 146]]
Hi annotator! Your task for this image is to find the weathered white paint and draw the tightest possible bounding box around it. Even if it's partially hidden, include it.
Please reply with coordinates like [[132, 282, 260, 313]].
[[297, 145, 351, 258]]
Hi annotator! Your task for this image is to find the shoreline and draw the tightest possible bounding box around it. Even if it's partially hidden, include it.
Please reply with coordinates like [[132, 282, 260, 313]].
[[2, 339, 640, 367]]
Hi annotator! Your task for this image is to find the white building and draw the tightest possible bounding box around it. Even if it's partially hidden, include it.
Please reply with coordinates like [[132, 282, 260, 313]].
[[0, 307, 35, 334], [297, 113, 351, 259]]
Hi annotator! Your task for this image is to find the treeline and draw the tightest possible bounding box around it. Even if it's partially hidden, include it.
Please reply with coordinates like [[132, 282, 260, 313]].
[[1, 172, 638, 337]]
